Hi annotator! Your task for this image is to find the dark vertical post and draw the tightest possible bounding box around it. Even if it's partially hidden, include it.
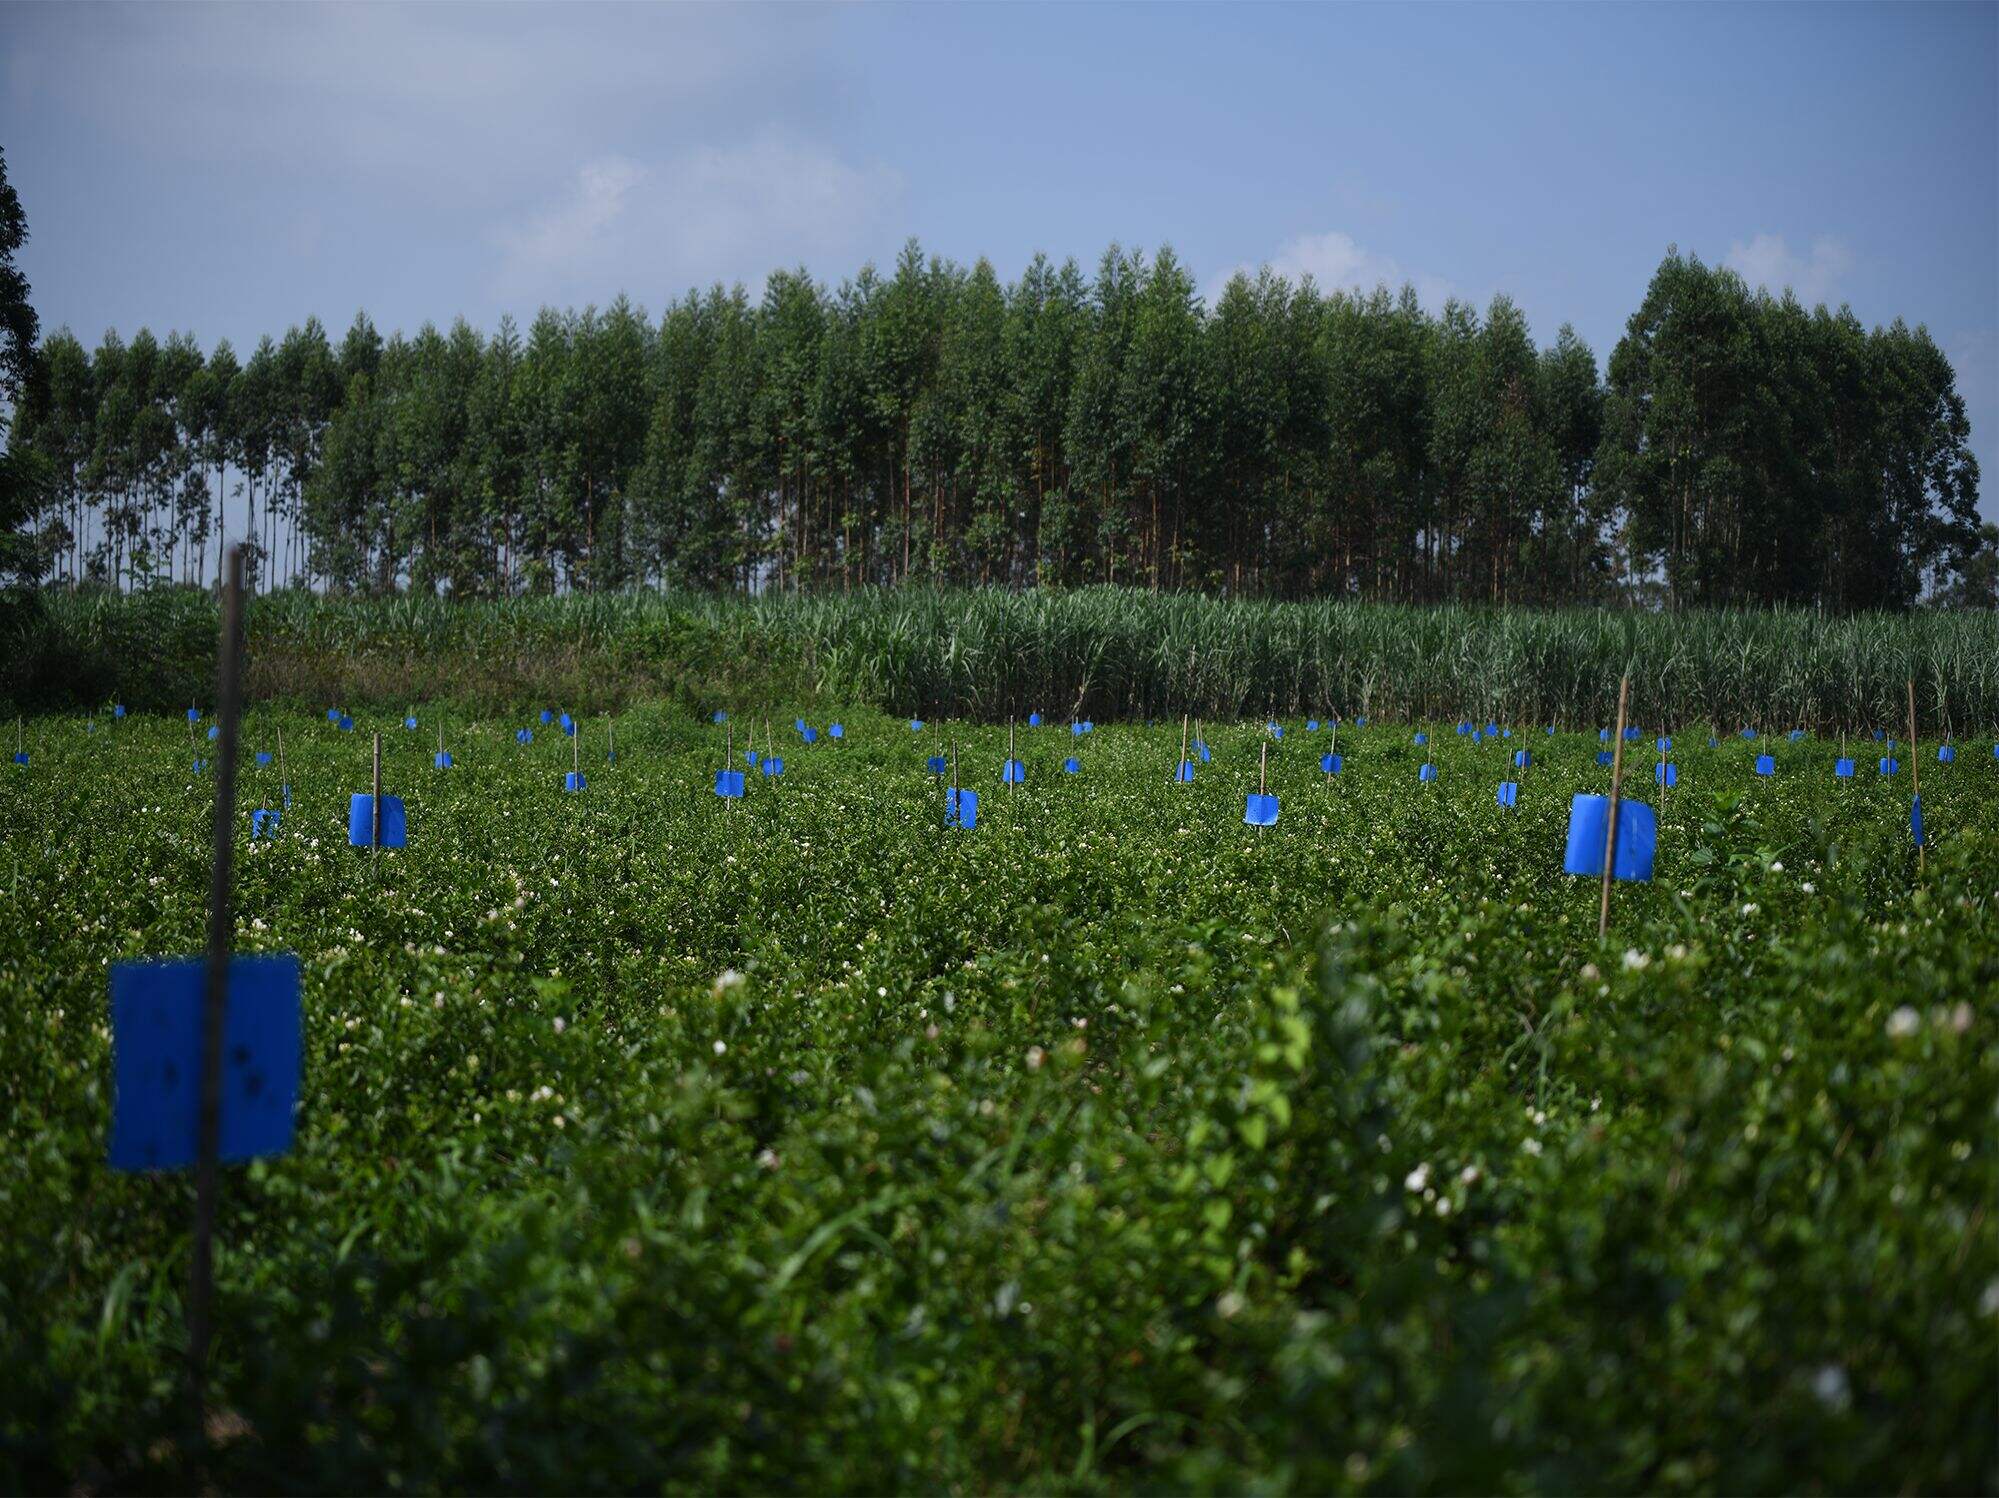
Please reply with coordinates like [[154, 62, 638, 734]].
[[1599, 674, 1630, 940], [1908, 678, 1923, 875], [190, 543, 245, 1424], [371, 731, 382, 850]]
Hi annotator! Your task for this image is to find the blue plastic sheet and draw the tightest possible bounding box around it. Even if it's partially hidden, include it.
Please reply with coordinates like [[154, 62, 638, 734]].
[[1880, 757, 1899, 776], [1320, 752, 1343, 775], [1911, 794, 1925, 847], [564, 772, 586, 792], [830, 723, 844, 740], [1028, 713, 1041, 727], [1938, 744, 1955, 763], [1596, 750, 1613, 767], [1002, 758, 1025, 784], [435, 751, 453, 768], [338, 716, 353, 732], [347, 793, 408, 848], [108, 954, 301, 1172], [947, 787, 979, 829], [1243, 793, 1279, 826], [1419, 763, 1438, 782], [1834, 757, 1855, 778], [1175, 759, 1195, 783], [1562, 795, 1657, 882], [715, 769, 746, 798], [926, 754, 947, 774], [1496, 781, 1519, 807], [762, 756, 785, 778], [801, 727, 819, 744], [1656, 762, 1678, 786], [1514, 749, 1531, 769], [1755, 755, 1775, 775]]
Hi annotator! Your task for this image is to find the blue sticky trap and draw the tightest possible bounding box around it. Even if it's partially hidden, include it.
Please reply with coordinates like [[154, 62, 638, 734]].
[[326, 709, 339, 722], [927, 754, 947, 774], [745, 748, 760, 767], [1563, 795, 1657, 882], [1596, 750, 1613, 767], [1175, 759, 1195, 783], [347, 794, 408, 848], [1321, 752, 1343, 775], [1413, 732, 1427, 746], [1357, 717, 1369, 728], [714, 769, 746, 799], [404, 716, 417, 730], [1656, 737, 1672, 752], [281, 783, 291, 810], [1625, 727, 1643, 742], [1788, 729, 1805, 742], [1307, 719, 1320, 731], [11, 751, 25, 766], [1741, 728, 1757, 740], [559, 712, 573, 730], [1456, 722, 1472, 736], [1083, 721, 1094, 733], [434, 751, 453, 768], [1834, 757, 1855, 778], [564, 772, 586, 792], [1196, 740, 1211, 763], [187, 707, 202, 723], [1268, 723, 1284, 739], [1599, 728, 1610, 742], [192, 758, 208, 774], [1063, 756, 1081, 774], [1545, 725, 1555, 736], [1755, 754, 1775, 776], [540, 710, 553, 725], [206, 725, 219, 742], [1887, 738, 1897, 751], [256, 751, 272, 766], [1487, 722, 1501, 738], [1707, 736, 1718, 748], [947, 787, 979, 829], [108, 954, 302, 1172], [1243, 793, 1280, 827], [1072, 722, 1084, 736], [829, 723, 844, 740], [762, 756, 785, 778], [1419, 763, 1438, 782], [1503, 728, 1513, 739], [1002, 758, 1026, 784], [910, 719, 924, 731], [113, 704, 126, 719], [516, 728, 533, 745], [1938, 744, 1955, 763], [793, 718, 806, 733], [1514, 749, 1531, 769], [1992, 743, 1999, 761], [338, 716, 353, 732], [1656, 762, 1678, 787], [713, 710, 727, 724], [1497, 781, 1519, 808], [1879, 757, 1899, 776], [1028, 713, 1042, 727], [1911, 794, 1924, 847], [250, 808, 281, 838], [1871, 729, 1884, 741], [801, 727, 818, 744], [562, 721, 576, 739]]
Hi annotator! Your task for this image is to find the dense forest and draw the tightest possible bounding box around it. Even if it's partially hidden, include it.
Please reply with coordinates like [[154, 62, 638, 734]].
[[3, 187, 1987, 610]]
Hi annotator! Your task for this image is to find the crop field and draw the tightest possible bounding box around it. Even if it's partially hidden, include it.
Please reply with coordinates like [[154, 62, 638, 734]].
[[1, 703, 1994, 1491]]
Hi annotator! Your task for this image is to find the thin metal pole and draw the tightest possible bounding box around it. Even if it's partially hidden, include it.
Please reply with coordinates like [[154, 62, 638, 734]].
[[190, 544, 245, 1424], [1908, 678, 1923, 874], [1599, 674, 1630, 940]]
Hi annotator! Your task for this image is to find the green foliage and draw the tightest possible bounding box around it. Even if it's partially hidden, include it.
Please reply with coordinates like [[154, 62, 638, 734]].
[[0, 706, 1992, 1490]]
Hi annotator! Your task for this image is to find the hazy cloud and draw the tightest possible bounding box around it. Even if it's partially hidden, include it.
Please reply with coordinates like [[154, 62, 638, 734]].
[[1726, 233, 1854, 303], [1210, 230, 1456, 309]]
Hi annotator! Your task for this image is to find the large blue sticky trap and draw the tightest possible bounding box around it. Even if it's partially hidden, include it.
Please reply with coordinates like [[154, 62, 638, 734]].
[[745, 748, 760, 766], [1071, 722, 1084, 736], [1625, 727, 1642, 742], [1596, 750, 1613, 767], [1656, 761, 1678, 787], [829, 723, 844, 740], [1175, 759, 1195, 783], [1243, 793, 1280, 827], [1741, 728, 1757, 740], [1456, 722, 1472, 736], [926, 754, 947, 774], [1321, 752, 1343, 775], [1545, 725, 1555, 736], [1879, 757, 1899, 776], [1938, 744, 1955, 763], [1563, 795, 1657, 882], [801, 726, 818, 744], [1755, 755, 1775, 776], [250, 808, 281, 838], [1028, 713, 1042, 727], [1656, 737, 1672, 752], [187, 708, 202, 723], [1002, 758, 1025, 784], [338, 716, 354, 732], [564, 772, 586, 793], [715, 769, 746, 799], [1063, 756, 1080, 774], [1496, 781, 1519, 808], [1356, 716, 1368, 727], [540, 710, 553, 725], [1419, 763, 1437, 782], [109, 954, 302, 1172], [947, 787, 979, 829], [1196, 740, 1211, 763], [762, 756, 785, 778], [1514, 749, 1531, 769], [1911, 794, 1925, 847], [347, 794, 407, 848], [435, 750, 453, 768], [1834, 757, 1855, 778]]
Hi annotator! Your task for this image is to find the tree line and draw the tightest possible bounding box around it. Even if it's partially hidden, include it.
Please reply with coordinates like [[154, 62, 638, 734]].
[[7, 235, 1986, 610]]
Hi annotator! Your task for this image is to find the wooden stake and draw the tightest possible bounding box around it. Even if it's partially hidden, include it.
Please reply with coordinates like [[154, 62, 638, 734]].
[[371, 731, 382, 851], [1599, 675, 1630, 940], [572, 724, 580, 779], [1259, 738, 1267, 797], [1008, 719, 1016, 792], [1908, 678, 1923, 874], [190, 544, 246, 1426], [1176, 713, 1189, 783]]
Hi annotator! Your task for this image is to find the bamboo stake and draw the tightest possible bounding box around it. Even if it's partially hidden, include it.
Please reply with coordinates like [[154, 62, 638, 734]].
[[1008, 719, 1016, 792], [190, 544, 245, 1428], [1176, 713, 1189, 784], [371, 731, 382, 852], [1599, 675, 1630, 940], [1908, 678, 1923, 874], [1259, 737, 1267, 797]]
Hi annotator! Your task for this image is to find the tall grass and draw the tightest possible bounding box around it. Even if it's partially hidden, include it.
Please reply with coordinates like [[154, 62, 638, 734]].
[[6, 585, 1996, 731]]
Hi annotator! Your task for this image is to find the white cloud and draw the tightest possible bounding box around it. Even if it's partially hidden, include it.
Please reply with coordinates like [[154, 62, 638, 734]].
[[1725, 233, 1854, 303], [1209, 230, 1455, 309], [493, 136, 904, 303]]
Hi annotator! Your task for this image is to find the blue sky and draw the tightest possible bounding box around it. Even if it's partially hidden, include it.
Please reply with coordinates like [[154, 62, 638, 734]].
[[3, 1, 1994, 515]]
